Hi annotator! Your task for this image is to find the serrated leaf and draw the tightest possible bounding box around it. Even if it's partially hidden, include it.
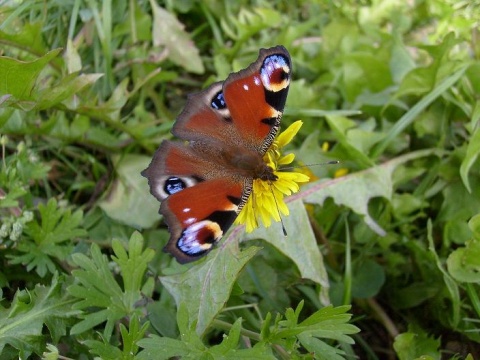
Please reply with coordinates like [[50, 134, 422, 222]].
[[10, 198, 86, 277], [210, 318, 242, 354], [138, 306, 274, 360], [274, 305, 358, 342], [160, 230, 260, 336], [138, 303, 204, 360], [28, 199, 86, 244], [84, 315, 149, 359], [112, 232, 155, 295], [260, 302, 359, 359], [68, 232, 154, 341], [137, 336, 193, 360], [149, 1, 203, 74], [0, 274, 77, 357], [297, 333, 347, 360]]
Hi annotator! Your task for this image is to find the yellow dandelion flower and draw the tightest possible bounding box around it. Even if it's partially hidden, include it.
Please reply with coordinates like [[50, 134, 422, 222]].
[[235, 120, 310, 233]]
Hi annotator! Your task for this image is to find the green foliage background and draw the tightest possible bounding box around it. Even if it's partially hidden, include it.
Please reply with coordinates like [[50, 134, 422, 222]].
[[1, 0, 480, 359]]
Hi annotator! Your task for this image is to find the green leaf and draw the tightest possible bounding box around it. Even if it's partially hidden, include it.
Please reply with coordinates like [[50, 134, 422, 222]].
[[64, 38, 82, 74], [460, 127, 480, 193], [99, 155, 161, 228], [139, 304, 275, 360], [339, 52, 393, 103], [447, 239, 480, 283], [0, 22, 47, 55], [260, 302, 359, 359], [160, 231, 259, 336], [427, 220, 461, 327], [36, 73, 103, 110], [149, 1, 204, 74], [351, 259, 385, 298], [220, 7, 282, 44], [138, 336, 193, 360], [0, 48, 61, 102], [437, 175, 480, 222], [138, 303, 205, 360], [371, 65, 468, 157], [84, 315, 149, 359], [390, 282, 440, 309], [0, 274, 77, 357], [10, 198, 86, 277], [302, 149, 441, 237], [443, 219, 472, 246], [390, 34, 416, 83], [297, 333, 347, 360], [470, 213, 480, 239], [68, 232, 154, 340], [325, 115, 376, 168], [244, 199, 330, 305], [393, 329, 440, 360]]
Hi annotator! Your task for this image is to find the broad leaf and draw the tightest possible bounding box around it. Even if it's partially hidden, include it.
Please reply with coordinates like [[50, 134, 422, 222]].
[[0, 49, 61, 102], [244, 199, 330, 305], [160, 230, 259, 335], [99, 154, 161, 228], [149, 0, 204, 74], [393, 329, 440, 360], [301, 149, 441, 237]]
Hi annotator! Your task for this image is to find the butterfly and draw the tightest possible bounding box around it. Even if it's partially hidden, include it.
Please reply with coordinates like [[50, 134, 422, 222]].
[[142, 46, 291, 264]]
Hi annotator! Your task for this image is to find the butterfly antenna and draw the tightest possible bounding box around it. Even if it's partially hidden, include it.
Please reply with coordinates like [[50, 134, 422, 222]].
[[270, 183, 287, 236], [281, 160, 340, 171]]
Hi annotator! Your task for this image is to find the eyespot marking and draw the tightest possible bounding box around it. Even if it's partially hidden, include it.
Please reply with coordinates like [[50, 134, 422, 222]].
[[164, 177, 186, 195], [153, 175, 198, 200], [211, 91, 226, 110], [176, 220, 223, 257], [260, 54, 291, 93]]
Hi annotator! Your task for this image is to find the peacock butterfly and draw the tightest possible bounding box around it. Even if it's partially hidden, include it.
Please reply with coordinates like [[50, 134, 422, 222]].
[[142, 46, 291, 264]]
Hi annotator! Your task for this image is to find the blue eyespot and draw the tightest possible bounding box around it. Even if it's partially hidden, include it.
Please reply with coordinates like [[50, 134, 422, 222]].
[[211, 91, 226, 110], [164, 177, 186, 195]]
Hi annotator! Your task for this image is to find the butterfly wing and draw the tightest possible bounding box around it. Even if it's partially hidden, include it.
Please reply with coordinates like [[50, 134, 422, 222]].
[[223, 46, 291, 153], [143, 46, 292, 264], [173, 46, 291, 153], [142, 141, 249, 263]]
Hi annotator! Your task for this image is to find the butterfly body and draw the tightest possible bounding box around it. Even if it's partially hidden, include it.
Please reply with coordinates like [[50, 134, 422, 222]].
[[142, 46, 291, 263]]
